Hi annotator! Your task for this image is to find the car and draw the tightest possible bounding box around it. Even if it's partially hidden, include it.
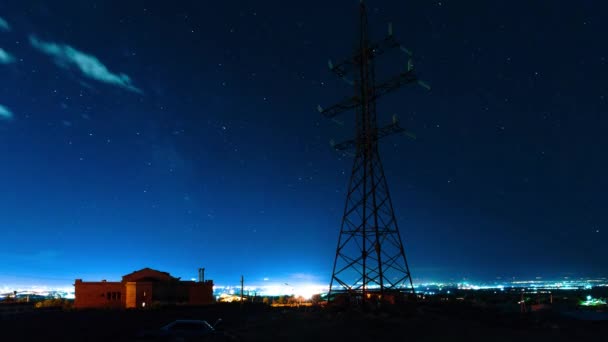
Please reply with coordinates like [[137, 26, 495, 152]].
[[138, 319, 225, 341]]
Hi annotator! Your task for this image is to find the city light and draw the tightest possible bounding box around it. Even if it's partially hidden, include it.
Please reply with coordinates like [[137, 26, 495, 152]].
[[4, 278, 608, 301], [580, 296, 607, 307]]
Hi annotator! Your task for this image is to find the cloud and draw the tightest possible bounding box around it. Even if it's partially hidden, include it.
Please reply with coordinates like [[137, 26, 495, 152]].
[[29, 35, 142, 93], [0, 48, 15, 64], [0, 104, 13, 120], [0, 17, 10, 32]]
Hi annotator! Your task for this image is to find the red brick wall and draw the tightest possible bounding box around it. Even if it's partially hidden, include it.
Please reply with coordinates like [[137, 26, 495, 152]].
[[74, 280, 124, 309], [188, 280, 214, 305], [74, 272, 214, 308]]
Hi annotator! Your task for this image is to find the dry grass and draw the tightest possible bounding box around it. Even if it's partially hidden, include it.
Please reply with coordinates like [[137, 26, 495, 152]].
[[0, 302, 606, 341]]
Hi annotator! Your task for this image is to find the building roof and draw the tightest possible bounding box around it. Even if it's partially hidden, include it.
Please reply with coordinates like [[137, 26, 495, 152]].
[[121, 268, 179, 282]]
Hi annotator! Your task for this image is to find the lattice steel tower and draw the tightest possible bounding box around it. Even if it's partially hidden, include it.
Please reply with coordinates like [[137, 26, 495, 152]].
[[319, 1, 430, 300]]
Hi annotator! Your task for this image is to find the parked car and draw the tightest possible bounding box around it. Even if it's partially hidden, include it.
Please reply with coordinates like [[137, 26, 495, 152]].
[[137, 319, 227, 341]]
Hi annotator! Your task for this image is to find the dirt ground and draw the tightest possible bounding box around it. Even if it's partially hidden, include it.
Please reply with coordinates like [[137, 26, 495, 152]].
[[0, 302, 606, 341]]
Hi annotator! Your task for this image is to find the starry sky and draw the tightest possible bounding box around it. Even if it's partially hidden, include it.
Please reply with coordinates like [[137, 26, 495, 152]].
[[1, 0, 607, 289]]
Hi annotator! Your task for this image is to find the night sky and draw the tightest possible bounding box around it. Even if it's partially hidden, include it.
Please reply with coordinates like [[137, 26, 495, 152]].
[[1, 1, 607, 289]]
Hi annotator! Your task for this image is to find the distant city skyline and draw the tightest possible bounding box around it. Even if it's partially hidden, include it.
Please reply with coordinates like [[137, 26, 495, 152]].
[[2, 268, 607, 292], [3, 276, 607, 302]]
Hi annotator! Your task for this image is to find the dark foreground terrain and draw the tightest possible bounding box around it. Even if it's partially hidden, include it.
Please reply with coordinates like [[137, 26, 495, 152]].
[[1, 302, 607, 341]]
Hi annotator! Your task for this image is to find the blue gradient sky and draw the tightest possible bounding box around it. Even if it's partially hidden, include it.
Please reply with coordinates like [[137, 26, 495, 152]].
[[1, 0, 607, 289]]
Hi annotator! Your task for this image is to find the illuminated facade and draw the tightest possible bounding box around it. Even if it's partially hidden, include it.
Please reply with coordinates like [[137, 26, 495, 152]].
[[74, 268, 213, 309]]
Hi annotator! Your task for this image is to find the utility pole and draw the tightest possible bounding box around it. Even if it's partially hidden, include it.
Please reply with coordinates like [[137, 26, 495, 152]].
[[240, 275, 244, 305], [319, 0, 430, 302]]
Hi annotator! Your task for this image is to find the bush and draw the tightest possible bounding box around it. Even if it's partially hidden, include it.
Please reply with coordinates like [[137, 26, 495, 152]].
[[35, 298, 72, 309]]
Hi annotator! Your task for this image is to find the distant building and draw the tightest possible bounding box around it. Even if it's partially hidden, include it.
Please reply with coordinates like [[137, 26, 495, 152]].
[[74, 268, 213, 309]]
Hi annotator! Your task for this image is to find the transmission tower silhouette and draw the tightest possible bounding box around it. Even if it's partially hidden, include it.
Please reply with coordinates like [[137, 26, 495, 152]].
[[319, 1, 430, 301]]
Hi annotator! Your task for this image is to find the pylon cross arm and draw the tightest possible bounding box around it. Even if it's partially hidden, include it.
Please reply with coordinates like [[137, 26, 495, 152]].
[[319, 96, 360, 118], [373, 70, 418, 101], [329, 36, 401, 78]]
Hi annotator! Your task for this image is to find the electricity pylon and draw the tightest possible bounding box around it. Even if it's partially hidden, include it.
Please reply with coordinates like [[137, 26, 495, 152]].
[[319, 0, 430, 301]]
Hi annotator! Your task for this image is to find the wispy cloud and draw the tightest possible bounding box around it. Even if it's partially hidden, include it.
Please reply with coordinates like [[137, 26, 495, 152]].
[[0, 104, 13, 120], [0, 48, 15, 64], [29, 35, 142, 93], [0, 17, 10, 32]]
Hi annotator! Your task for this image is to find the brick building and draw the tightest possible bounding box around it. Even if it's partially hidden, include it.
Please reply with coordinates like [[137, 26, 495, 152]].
[[74, 268, 214, 309]]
